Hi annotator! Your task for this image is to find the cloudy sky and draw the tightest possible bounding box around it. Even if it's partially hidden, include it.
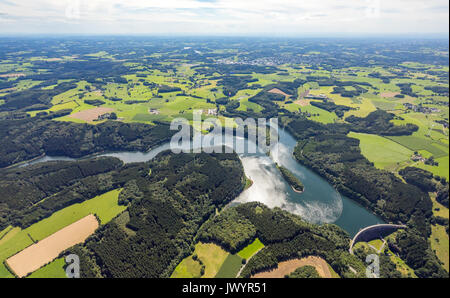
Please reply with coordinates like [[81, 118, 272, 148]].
[[0, 0, 448, 36]]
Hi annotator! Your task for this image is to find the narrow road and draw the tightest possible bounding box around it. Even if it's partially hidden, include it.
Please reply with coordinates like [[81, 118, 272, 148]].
[[236, 248, 263, 278]]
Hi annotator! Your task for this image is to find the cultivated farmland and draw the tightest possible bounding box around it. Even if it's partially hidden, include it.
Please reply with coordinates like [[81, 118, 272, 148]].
[[6, 214, 99, 278], [251, 256, 332, 278], [0, 189, 126, 278], [348, 132, 414, 170], [68, 107, 115, 122]]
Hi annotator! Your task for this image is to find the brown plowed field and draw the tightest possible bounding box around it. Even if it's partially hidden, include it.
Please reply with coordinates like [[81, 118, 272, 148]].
[[251, 256, 332, 278], [0, 73, 25, 78], [380, 92, 399, 98], [68, 107, 114, 122], [268, 88, 290, 97], [294, 99, 310, 106]]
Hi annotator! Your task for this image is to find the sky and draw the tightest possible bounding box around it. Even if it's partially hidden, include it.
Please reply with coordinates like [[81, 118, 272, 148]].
[[0, 0, 448, 36]]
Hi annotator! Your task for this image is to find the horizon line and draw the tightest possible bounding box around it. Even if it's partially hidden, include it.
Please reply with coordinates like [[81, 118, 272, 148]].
[[0, 32, 448, 39]]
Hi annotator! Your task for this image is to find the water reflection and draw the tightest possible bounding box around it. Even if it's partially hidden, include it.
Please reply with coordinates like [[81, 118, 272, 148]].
[[20, 129, 383, 236]]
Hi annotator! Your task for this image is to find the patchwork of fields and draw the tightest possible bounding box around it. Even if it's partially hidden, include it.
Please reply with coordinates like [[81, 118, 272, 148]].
[[172, 239, 265, 279], [0, 39, 448, 278], [348, 132, 414, 170], [6, 214, 99, 278], [0, 189, 126, 278]]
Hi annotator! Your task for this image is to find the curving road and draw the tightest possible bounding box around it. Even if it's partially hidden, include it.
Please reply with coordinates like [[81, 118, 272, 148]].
[[349, 224, 407, 254]]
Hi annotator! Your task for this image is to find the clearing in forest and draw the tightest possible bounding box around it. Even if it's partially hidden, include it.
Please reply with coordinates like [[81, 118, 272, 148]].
[[268, 88, 291, 98], [68, 107, 114, 122], [380, 92, 400, 98]]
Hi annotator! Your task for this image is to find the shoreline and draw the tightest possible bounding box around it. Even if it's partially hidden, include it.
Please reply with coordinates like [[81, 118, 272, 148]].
[[4, 137, 173, 170], [291, 185, 304, 194]]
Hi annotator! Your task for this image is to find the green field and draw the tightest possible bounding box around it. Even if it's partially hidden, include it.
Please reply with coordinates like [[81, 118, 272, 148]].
[[232, 89, 263, 113], [172, 242, 245, 279], [389, 249, 417, 278], [391, 112, 449, 146], [284, 102, 337, 124], [215, 254, 243, 278], [370, 99, 399, 111], [414, 155, 449, 180], [237, 238, 264, 260], [308, 86, 378, 118], [348, 132, 414, 169], [28, 258, 66, 278], [368, 239, 384, 251], [195, 243, 230, 278], [171, 242, 229, 278], [431, 194, 449, 219], [24, 71, 219, 125], [171, 256, 203, 278], [0, 189, 126, 278], [386, 134, 449, 180], [0, 226, 13, 240], [328, 264, 341, 278], [387, 136, 448, 158], [430, 224, 449, 273]]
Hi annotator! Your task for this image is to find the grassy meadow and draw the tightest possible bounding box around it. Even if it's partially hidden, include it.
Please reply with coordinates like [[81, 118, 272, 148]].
[[237, 238, 264, 260], [171, 242, 229, 278], [348, 132, 413, 170]]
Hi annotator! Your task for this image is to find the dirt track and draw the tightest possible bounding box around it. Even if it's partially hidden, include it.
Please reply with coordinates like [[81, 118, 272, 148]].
[[251, 256, 332, 278], [6, 215, 99, 278]]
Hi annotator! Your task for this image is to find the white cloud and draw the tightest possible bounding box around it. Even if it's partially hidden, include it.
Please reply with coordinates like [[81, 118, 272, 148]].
[[0, 0, 448, 35]]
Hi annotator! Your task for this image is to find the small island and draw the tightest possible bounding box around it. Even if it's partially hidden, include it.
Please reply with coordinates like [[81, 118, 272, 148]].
[[276, 164, 304, 193], [244, 176, 254, 190]]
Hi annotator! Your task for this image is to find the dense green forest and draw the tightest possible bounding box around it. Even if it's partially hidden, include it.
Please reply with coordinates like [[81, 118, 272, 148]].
[[66, 150, 246, 278], [399, 167, 444, 193], [0, 82, 77, 112], [437, 185, 449, 208], [0, 118, 175, 168]]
